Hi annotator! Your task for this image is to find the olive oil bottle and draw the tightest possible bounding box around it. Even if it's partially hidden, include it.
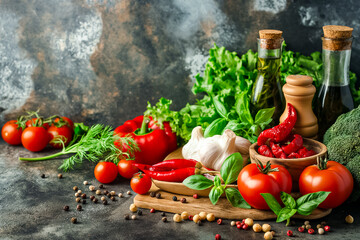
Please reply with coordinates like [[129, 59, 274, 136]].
[[251, 30, 284, 123], [316, 25, 355, 140]]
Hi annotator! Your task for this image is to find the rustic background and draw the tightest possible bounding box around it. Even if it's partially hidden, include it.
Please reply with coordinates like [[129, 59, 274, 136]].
[[1, 0, 359, 127]]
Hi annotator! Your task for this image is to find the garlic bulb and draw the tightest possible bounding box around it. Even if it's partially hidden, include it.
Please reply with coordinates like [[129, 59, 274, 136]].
[[182, 126, 250, 171]]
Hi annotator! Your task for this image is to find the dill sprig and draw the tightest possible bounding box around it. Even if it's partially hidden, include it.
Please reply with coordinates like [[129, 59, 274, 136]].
[[19, 124, 138, 172]]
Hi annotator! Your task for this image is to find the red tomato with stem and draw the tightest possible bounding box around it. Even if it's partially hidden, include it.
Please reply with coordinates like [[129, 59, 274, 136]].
[[118, 159, 139, 179], [54, 117, 74, 130], [47, 125, 73, 149], [130, 172, 152, 195], [2, 120, 23, 145], [21, 126, 50, 152], [94, 162, 118, 184], [237, 161, 292, 210], [26, 118, 50, 129], [299, 158, 353, 209]]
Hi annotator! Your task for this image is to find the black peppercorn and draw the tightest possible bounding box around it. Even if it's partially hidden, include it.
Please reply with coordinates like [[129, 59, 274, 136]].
[[107, 193, 111, 198], [103, 190, 109, 195], [103, 199, 108, 205], [156, 193, 161, 199], [124, 214, 130, 220], [93, 198, 98, 203], [110, 196, 115, 201], [162, 217, 167, 222], [82, 199, 86, 204], [41, 174, 45, 178], [99, 184, 104, 189], [63, 205, 69, 211], [149, 192, 156, 197], [81, 193, 87, 199], [58, 173, 63, 179], [180, 198, 186, 203], [73, 186, 78, 191], [197, 220, 202, 226], [172, 196, 177, 201], [76, 205, 82, 211], [90, 195, 95, 201], [161, 212, 166, 217], [137, 210, 142, 216], [71, 217, 77, 223]]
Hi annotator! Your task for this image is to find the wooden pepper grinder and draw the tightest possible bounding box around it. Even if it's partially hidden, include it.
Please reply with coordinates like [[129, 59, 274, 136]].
[[280, 75, 318, 139]]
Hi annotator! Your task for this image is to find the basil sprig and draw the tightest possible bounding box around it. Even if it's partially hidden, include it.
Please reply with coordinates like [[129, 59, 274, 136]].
[[261, 191, 331, 225], [183, 152, 250, 208]]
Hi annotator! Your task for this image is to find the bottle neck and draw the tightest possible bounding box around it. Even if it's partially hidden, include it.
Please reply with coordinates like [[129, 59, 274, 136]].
[[257, 38, 283, 59], [322, 48, 351, 86]]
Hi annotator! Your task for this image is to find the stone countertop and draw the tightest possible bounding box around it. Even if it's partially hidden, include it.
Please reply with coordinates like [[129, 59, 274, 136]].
[[1, 140, 359, 240]]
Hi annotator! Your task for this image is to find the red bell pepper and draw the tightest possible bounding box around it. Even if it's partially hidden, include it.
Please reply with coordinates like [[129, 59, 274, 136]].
[[114, 115, 177, 165]]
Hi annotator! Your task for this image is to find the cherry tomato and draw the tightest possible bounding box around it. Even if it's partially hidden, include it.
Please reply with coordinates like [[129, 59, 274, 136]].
[[118, 159, 139, 179], [2, 120, 23, 145], [54, 117, 74, 130], [26, 118, 50, 129], [299, 160, 353, 209], [48, 125, 73, 149], [130, 172, 152, 195], [237, 162, 292, 210], [94, 162, 118, 184], [21, 126, 50, 152]]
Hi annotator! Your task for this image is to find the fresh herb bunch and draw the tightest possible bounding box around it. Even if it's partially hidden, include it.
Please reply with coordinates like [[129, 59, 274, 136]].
[[19, 123, 138, 171], [183, 152, 250, 208]]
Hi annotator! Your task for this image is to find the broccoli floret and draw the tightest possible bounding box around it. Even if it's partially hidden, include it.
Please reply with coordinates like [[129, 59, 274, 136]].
[[326, 134, 360, 165], [323, 106, 360, 145], [346, 156, 360, 202]]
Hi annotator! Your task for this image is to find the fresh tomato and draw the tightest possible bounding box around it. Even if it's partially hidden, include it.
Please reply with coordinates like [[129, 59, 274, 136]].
[[54, 117, 74, 129], [237, 162, 292, 210], [21, 126, 50, 152], [26, 118, 50, 129], [118, 159, 139, 179], [130, 172, 152, 195], [94, 162, 118, 184], [2, 120, 23, 145], [47, 125, 73, 149], [299, 159, 353, 209]]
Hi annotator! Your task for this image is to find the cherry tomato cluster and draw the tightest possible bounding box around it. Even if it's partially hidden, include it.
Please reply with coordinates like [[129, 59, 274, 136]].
[[1, 113, 74, 152]]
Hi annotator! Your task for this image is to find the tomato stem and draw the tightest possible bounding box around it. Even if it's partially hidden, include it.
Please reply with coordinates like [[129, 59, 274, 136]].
[[317, 156, 328, 170]]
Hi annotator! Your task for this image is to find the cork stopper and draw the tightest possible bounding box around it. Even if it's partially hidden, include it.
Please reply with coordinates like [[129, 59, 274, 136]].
[[322, 25, 353, 51], [259, 29, 283, 49]]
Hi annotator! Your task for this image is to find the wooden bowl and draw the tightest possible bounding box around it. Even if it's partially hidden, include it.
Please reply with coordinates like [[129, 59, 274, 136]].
[[249, 138, 327, 191]]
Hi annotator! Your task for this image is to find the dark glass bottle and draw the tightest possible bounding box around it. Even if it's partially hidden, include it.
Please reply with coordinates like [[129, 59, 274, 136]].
[[251, 30, 284, 123], [316, 26, 354, 140]]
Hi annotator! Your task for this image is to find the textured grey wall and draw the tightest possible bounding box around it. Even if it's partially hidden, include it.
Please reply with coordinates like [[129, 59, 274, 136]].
[[1, 0, 359, 127]]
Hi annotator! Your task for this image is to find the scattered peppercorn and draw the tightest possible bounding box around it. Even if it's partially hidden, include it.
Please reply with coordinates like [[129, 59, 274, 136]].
[[245, 218, 253, 227], [63, 205, 69, 211], [304, 220, 310, 225], [110, 196, 115, 201], [242, 219, 246, 223], [75, 197, 81, 203], [172, 196, 177, 201], [298, 227, 305, 233], [264, 231, 273, 240], [193, 194, 199, 199], [99, 184, 104, 189], [82, 199, 86, 204], [76, 205, 82, 211], [215, 234, 221, 240], [131, 215, 137, 220], [75, 193, 80, 197], [197, 220, 202, 226], [305, 224, 312, 230], [71, 217, 77, 224], [90, 195, 95, 201], [324, 225, 330, 232], [231, 221, 236, 226], [83, 181, 88, 185], [118, 193, 123, 198], [161, 212, 166, 216], [188, 215, 193, 221], [124, 214, 130, 220], [206, 213, 215, 222], [89, 185, 95, 191], [103, 190, 109, 195], [150, 192, 156, 197], [130, 204, 137, 212], [101, 196, 106, 201], [162, 217, 167, 222], [236, 224, 242, 229], [137, 210, 142, 216], [318, 228, 325, 235], [308, 229, 315, 234], [173, 214, 182, 223], [106, 193, 111, 198], [180, 198, 186, 203], [110, 191, 116, 196], [95, 190, 101, 195], [262, 224, 271, 232], [156, 193, 161, 199], [199, 212, 207, 221], [270, 231, 276, 237], [345, 215, 354, 224], [150, 208, 155, 213], [103, 199, 108, 205], [242, 223, 249, 230], [81, 193, 86, 199], [236, 221, 241, 225], [127, 191, 132, 195], [317, 224, 322, 229], [73, 186, 78, 191], [287, 230, 293, 237], [93, 198, 98, 203], [58, 173, 63, 179], [193, 214, 200, 223], [41, 174, 45, 178], [77, 190, 82, 194], [181, 212, 189, 220], [253, 223, 262, 233], [217, 218, 222, 225]]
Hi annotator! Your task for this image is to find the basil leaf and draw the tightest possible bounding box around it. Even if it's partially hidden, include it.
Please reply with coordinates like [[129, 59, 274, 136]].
[[204, 118, 228, 138], [182, 175, 214, 190], [213, 175, 221, 187], [225, 188, 251, 209], [276, 208, 297, 223], [254, 107, 275, 124], [223, 120, 243, 132], [280, 192, 296, 209], [235, 92, 253, 124], [209, 186, 223, 205], [220, 152, 243, 185], [212, 96, 228, 119], [297, 191, 331, 216], [260, 193, 282, 215]]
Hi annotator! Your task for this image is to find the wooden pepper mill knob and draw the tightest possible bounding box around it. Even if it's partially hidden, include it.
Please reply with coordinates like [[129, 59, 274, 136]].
[[280, 75, 318, 139]]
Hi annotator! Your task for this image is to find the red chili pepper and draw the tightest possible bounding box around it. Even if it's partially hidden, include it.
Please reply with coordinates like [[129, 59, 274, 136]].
[[258, 145, 274, 158], [270, 141, 287, 159], [141, 167, 198, 182], [288, 152, 301, 158], [135, 159, 202, 172], [257, 103, 297, 146], [281, 134, 303, 155], [114, 115, 177, 165], [297, 147, 316, 158]]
